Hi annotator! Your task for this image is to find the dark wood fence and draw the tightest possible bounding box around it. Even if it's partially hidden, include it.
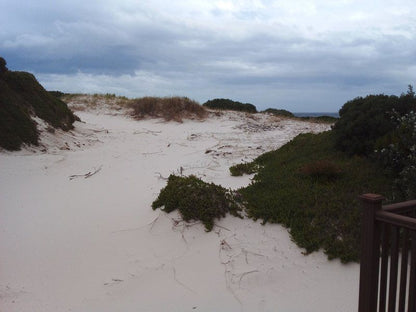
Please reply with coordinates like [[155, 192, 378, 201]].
[[359, 194, 416, 312]]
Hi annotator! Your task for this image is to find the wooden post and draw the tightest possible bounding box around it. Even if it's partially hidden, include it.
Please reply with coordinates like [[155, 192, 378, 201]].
[[358, 194, 384, 312]]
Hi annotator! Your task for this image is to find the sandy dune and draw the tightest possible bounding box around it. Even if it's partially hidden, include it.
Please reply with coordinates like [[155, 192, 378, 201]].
[[0, 110, 359, 311]]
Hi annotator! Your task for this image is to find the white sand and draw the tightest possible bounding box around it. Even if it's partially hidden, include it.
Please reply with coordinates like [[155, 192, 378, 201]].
[[0, 110, 359, 312]]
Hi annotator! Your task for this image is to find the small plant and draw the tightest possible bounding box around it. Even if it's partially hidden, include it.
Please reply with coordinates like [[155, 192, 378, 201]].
[[152, 175, 243, 231]]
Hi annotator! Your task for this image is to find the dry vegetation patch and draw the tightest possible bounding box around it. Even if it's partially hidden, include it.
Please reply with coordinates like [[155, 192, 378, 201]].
[[130, 96, 207, 122]]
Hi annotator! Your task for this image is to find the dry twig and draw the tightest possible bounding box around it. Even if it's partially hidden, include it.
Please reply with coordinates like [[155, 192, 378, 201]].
[[69, 165, 102, 180]]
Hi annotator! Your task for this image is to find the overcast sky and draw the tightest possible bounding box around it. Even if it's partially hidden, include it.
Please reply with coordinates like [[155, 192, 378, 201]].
[[1, 0, 415, 112]]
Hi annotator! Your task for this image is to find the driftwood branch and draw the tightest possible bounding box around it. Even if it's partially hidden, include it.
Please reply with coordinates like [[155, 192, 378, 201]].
[[69, 165, 102, 180]]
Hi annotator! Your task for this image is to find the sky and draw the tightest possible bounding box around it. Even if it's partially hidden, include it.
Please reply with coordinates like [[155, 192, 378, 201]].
[[1, 0, 415, 112]]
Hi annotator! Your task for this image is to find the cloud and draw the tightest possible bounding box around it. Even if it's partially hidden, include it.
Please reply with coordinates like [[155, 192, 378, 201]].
[[1, 0, 416, 111]]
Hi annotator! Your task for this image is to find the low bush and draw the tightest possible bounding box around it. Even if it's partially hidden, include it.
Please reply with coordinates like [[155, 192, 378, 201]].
[[130, 96, 207, 122], [152, 175, 243, 231], [263, 108, 294, 118], [203, 98, 257, 113]]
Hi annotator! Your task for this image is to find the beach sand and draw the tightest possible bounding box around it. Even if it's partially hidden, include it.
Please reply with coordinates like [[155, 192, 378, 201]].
[[0, 109, 359, 311]]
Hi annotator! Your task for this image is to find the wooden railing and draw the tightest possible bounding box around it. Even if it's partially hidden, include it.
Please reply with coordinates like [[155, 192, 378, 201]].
[[359, 194, 416, 312]]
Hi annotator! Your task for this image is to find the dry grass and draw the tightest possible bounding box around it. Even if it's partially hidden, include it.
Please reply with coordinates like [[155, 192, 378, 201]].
[[62, 94, 131, 111], [130, 96, 207, 122]]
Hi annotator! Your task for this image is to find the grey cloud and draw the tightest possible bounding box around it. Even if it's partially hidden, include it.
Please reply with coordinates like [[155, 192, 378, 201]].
[[1, 0, 415, 112]]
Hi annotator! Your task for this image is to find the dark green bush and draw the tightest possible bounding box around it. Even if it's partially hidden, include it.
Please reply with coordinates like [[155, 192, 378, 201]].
[[48, 90, 65, 98], [263, 108, 294, 118], [203, 98, 257, 113], [376, 110, 416, 199], [333, 89, 416, 156], [0, 58, 77, 150], [152, 175, 243, 231], [0, 57, 7, 74], [0, 79, 39, 150], [3, 71, 77, 131]]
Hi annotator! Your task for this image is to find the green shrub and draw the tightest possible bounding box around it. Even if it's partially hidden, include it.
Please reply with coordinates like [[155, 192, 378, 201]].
[[130, 96, 207, 122], [0, 57, 7, 74], [4, 71, 77, 130], [203, 98, 257, 113], [333, 88, 416, 156], [263, 108, 294, 118], [48, 90, 65, 98], [0, 58, 77, 150], [152, 175, 243, 231], [376, 110, 416, 199], [0, 79, 39, 150]]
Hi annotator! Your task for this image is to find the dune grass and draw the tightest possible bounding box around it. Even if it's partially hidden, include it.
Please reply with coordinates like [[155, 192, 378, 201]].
[[130, 96, 207, 122]]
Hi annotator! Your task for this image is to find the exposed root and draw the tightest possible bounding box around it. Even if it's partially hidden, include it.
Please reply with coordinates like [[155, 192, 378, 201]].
[[148, 213, 162, 231], [171, 218, 202, 246], [214, 224, 231, 232]]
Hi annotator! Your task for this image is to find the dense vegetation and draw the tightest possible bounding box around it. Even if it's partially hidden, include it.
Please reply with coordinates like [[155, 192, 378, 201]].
[[0, 57, 77, 150], [231, 132, 393, 262], [203, 98, 257, 113], [229, 86, 416, 262], [152, 175, 243, 231], [130, 96, 207, 122], [333, 89, 415, 156]]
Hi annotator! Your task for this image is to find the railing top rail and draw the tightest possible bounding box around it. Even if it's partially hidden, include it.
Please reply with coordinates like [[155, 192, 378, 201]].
[[383, 199, 416, 213], [376, 210, 416, 230]]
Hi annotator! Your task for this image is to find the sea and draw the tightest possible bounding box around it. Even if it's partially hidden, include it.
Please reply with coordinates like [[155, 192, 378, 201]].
[[293, 112, 339, 118]]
